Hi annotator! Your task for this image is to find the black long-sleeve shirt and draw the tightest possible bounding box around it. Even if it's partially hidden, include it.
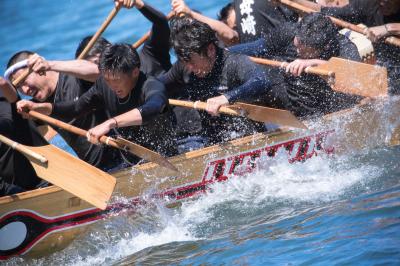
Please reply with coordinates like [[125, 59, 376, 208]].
[[160, 47, 271, 103], [159, 47, 270, 143], [138, 2, 171, 77], [53, 72, 175, 158]]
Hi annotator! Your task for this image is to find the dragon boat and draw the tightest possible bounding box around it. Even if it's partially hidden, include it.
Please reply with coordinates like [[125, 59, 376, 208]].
[[1, 95, 399, 261]]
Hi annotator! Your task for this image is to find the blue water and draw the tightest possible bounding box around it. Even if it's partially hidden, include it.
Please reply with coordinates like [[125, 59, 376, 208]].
[[2, 1, 400, 265]]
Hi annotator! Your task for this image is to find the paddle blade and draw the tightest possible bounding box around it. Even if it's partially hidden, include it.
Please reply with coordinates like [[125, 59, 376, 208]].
[[320, 57, 388, 97], [114, 137, 179, 173], [28, 144, 116, 210], [231, 102, 308, 130]]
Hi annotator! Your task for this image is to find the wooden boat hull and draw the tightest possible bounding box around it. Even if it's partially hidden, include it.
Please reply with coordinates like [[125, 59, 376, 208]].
[[1, 96, 399, 261]]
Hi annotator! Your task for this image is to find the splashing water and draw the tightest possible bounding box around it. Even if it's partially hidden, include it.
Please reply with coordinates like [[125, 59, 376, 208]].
[[5, 146, 391, 266]]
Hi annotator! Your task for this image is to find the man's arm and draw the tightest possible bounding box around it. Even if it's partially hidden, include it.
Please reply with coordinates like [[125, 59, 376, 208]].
[[366, 23, 400, 42], [206, 55, 271, 115], [86, 78, 167, 144], [172, 0, 239, 46], [223, 56, 271, 103], [137, 1, 171, 52], [28, 54, 99, 82], [16, 84, 102, 121], [0, 77, 18, 103]]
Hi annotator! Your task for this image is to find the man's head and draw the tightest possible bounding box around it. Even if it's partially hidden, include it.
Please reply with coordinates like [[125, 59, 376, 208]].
[[218, 3, 236, 30], [98, 43, 140, 99], [171, 18, 219, 77], [294, 13, 339, 60], [7, 51, 57, 101], [75, 36, 111, 64]]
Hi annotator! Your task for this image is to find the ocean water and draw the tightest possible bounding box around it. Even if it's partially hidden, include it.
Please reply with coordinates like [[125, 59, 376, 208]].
[[1, 0, 400, 265]]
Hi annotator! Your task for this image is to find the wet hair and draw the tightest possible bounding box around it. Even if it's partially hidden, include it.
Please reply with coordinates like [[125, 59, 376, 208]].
[[75, 36, 111, 59], [218, 3, 234, 23], [170, 18, 218, 62], [7, 50, 34, 68], [296, 13, 340, 59], [98, 43, 140, 75]]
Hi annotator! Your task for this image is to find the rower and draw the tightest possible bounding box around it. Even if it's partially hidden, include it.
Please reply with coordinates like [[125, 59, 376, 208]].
[[45, 0, 171, 94], [160, 18, 286, 147], [16, 44, 177, 171], [286, 0, 400, 94], [229, 12, 363, 117], [0, 78, 46, 196], [5, 51, 114, 170]]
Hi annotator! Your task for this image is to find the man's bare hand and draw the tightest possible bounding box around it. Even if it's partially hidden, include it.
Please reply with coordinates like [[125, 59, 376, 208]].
[[206, 95, 229, 116], [171, 0, 191, 16]]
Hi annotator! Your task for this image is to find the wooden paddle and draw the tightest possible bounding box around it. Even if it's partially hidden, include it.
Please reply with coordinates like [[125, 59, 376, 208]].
[[250, 56, 388, 98], [169, 99, 308, 129], [77, 5, 121, 59], [0, 134, 116, 210], [278, 0, 400, 47], [11, 5, 121, 87], [27, 110, 179, 172]]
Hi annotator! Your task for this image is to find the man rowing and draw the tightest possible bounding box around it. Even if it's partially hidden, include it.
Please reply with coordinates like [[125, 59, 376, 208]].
[[160, 18, 285, 146], [291, 0, 400, 93], [17, 44, 176, 170], [6, 51, 113, 170], [0, 78, 46, 196], [229, 12, 362, 117], [5, 0, 173, 170]]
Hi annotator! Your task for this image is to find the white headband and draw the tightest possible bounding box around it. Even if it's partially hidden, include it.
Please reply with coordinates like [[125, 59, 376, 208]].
[[4, 59, 29, 84]]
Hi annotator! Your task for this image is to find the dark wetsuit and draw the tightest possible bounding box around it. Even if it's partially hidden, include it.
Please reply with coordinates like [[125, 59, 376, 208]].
[[52, 72, 175, 168], [0, 92, 44, 196], [159, 47, 273, 145], [229, 23, 361, 117], [234, 0, 298, 43]]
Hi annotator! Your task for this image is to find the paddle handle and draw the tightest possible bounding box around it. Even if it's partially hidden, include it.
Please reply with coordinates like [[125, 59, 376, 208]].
[[169, 99, 240, 116], [0, 134, 48, 164], [249, 57, 334, 78], [78, 5, 121, 59], [11, 68, 32, 87], [28, 111, 122, 150]]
